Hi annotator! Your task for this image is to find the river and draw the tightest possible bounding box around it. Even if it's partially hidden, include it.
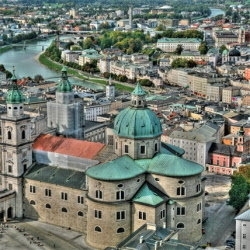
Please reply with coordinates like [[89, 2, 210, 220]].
[[0, 36, 104, 90], [209, 8, 225, 18]]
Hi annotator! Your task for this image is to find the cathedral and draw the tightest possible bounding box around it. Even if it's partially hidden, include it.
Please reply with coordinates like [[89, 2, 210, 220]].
[[0, 68, 205, 249]]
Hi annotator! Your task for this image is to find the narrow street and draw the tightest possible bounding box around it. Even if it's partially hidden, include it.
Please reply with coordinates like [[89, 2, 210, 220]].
[[197, 173, 236, 248]]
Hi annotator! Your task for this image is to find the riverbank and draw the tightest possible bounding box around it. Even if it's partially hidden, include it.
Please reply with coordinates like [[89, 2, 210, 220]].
[[38, 52, 134, 93]]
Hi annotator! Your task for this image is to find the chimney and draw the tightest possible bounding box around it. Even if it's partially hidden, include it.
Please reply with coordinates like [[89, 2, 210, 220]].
[[139, 235, 143, 244]]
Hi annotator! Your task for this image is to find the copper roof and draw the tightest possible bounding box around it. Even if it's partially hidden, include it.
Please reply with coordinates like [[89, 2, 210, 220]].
[[33, 134, 105, 159]]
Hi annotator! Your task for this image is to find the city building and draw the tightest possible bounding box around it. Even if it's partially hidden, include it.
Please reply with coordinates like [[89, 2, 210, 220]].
[[156, 38, 201, 52], [235, 198, 250, 250], [168, 122, 222, 167], [78, 49, 102, 66]]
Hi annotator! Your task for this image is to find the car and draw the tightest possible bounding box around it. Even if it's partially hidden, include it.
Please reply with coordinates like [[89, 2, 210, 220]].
[[226, 243, 235, 248], [226, 240, 235, 244]]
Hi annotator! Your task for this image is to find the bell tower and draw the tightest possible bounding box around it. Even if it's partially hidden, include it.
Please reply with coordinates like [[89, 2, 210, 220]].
[[0, 71, 33, 218]]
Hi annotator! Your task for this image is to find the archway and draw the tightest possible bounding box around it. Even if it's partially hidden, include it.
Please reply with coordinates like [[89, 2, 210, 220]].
[[7, 207, 13, 219]]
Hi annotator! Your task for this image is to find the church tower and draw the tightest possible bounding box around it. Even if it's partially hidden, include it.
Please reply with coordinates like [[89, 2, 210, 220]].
[[106, 76, 115, 101], [47, 67, 84, 139], [0, 71, 33, 219]]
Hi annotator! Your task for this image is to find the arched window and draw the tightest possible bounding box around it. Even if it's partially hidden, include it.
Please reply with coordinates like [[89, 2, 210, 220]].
[[78, 211, 84, 217], [45, 204, 51, 209], [7, 131, 11, 140], [30, 200, 36, 205], [95, 226, 102, 232], [197, 219, 201, 224], [62, 207, 67, 213], [176, 223, 184, 229], [95, 190, 102, 199], [22, 130, 25, 139], [177, 187, 185, 196], [116, 190, 125, 200], [117, 228, 124, 233]]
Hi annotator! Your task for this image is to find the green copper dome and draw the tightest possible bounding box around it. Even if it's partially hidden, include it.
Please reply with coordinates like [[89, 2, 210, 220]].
[[57, 67, 72, 92], [114, 83, 162, 139], [114, 107, 162, 139], [6, 74, 24, 104]]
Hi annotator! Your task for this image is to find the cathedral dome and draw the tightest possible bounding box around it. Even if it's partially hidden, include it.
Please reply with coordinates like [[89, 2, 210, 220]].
[[6, 75, 24, 104], [229, 47, 241, 57], [57, 67, 72, 92], [114, 107, 162, 139], [114, 83, 162, 139]]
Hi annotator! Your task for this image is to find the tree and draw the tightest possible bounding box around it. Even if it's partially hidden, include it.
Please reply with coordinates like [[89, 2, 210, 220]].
[[155, 24, 166, 31], [34, 74, 44, 83], [174, 44, 183, 55], [219, 45, 227, 54], [199, 42, 208, 55], [83, 37, 94, 49], [139, 79, 153, 87], [228, 174, 250, 212], [171, 58, 197, 68]]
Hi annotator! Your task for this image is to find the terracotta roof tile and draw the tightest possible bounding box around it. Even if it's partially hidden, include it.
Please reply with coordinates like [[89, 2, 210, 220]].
[[32, 134, 105, 159]]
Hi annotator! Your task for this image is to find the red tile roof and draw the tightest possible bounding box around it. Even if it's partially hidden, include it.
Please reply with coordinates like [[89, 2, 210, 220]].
[[32, 134, 105, 159]]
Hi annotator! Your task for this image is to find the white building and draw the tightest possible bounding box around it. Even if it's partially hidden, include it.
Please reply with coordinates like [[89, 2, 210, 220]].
[[235, 198, 250, 250], [157, 38, 201, 52]]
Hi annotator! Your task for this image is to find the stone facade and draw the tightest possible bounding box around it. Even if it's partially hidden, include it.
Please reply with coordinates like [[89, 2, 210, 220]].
[[23, 179, 87, 233]]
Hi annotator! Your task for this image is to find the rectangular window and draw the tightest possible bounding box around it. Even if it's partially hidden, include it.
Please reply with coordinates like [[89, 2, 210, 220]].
[[116, 190, 124, 200], [94, 210, 102, 219], [45, 189, 51, 197], [160, 209, 166, 219], [177, 207, 186, 215], [177, 187, 185, 196], [8, 183, 13, 190], [139, 211, 146, 220], [116, 211, 125, 220], [125, 145, 129, 153], [30, 185, 36, 193], [77, 196, 84, 204], [8, 165, 12, 173], [197, 203, 202, 212], [196, 184, 201, 192], [140, 145, 145, 154], [243, 234, 246, 239], [61, 192, 68, 200]]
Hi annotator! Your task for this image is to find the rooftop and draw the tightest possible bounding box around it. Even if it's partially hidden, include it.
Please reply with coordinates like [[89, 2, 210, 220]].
[[33, 134, 105, 159]]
